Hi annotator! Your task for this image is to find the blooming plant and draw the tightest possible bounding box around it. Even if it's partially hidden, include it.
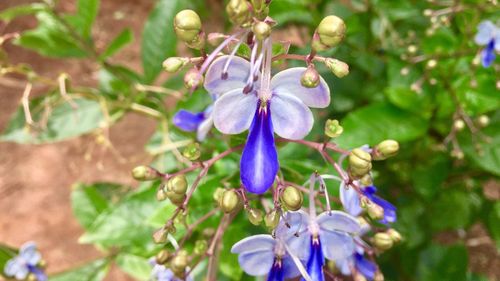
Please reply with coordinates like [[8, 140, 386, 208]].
[[1, 0, 499, 281]]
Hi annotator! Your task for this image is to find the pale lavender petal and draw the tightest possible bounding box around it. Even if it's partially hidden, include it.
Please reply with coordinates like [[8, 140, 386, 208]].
[[237, 250, 275, 276], [339, 182, 363, 217], [204, 55, 251, 97], [495, 34, 500, 51], [475, 21, 496, 45], [276, 211, 310, 239], [213, 89, 258, 134], [282, 256, 302, 279], [317, 211, 361, 234], [196, 115, 213, 141], [271, 67, 330, 108], [320, 231, 356, 261], [19, 242, 41, 265], [335, 257, 353, 276], [4, 258, 25, 277], [231, 234, 275, 254], [270, 92, 313, 140]]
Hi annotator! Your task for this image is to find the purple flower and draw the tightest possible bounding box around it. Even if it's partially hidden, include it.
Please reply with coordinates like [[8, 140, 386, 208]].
[[474, 20, 500, 67], [149, 259, 192, 281], [173, 105, 214, 141], [337, 252, 377, 281], [4, 242, 47, 281], [206, 55, 330, 194]]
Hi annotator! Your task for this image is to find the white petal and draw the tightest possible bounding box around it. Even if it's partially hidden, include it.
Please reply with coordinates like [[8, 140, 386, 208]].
[[19, 242, 41, 265], [270, 91, 314, 140], [237, 250, 274, 276], [339, 182, 363, 217], [474, 21, 496, 45], [317, 211, 361, 234], [320, 231, 356, 261], [271, 67, 330, 108], [231, 234, 275, 254], [213, 89, 258, 134], [204, 55, 251, 97], [276, 210, 310, 238], [196, 115, 213, 141]]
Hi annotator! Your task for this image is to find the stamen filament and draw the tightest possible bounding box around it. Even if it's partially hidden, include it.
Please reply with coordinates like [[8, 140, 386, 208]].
[[199, 29, 246, 75]]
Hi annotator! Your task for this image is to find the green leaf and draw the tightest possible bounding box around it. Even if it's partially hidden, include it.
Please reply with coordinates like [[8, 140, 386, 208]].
[[0, 3, 47, 22], [417, 244, 467, 281], [141, 0, 182, 83], [1, 97, 105, 144], [100, 29, 133, 60], [51, 259, 109, 281], [65, 0, 100, 39], [0, 245, 17, 275], [334, 102, 429, 148], [412, 154, 451, 200], [488, 202, 500, 250], [429, 191, 475, 231], [116, 253, 152, 280]]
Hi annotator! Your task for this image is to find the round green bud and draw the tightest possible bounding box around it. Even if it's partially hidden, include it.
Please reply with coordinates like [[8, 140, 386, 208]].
[[174, 10, 202, 43], [167, 191, 186, 206], [251, 0, 266, 12], [453, 119, 465, 131], [194, 240, 208, 255], [27, 273, 37, 281], [281, 186, 303, 211], [367, 203, 384, 220], [360, 174, 373, 186], [38, 260, 47, 269], [373, 232, 393, 251], [324, 58, 349, 78], [324, 119, 343, 138], [132, 165, 160, 181], [226, 0, 252, 26], [374, 271, 385, 281], [163, 57, 188, 73], [373, 140, 399, 161], [213, 187, 225, 203], [170, 253, 188, 276], [316, 15, 346, 47], [156, 249, 171, 264], [246, 207, 264, 225], [349, 148, 372, 178], [167, 175, 188, 194], [184, 68, 203, 89], [354, 273, 368, 281], [252, 21, 272, 41], [264, 209, 280, 229], [300, 66, 320, 88], [477, 115, 490, 127], [219, 190, 240, 213], [182, 142, 201, 161], [386, 228, 402, 243], [153, 227, 168, 244], [156, 187, 168, 201]]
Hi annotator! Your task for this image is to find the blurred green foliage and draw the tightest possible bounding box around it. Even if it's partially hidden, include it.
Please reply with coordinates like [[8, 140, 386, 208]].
[[0, 0, 499, 280]]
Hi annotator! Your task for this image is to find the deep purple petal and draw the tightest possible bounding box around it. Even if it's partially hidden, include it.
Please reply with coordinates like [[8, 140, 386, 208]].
[[28, 265, 47, 281], [213, 89, 259, 134], [354, 254, 377, 280], [241, 104, 279, 194], [270, 91, 314, 140], [267, 259, 285, 281], [204, 55, 252, 97], [482, 40, 496, 67], [173, 110, 205, 132], [301, 238, 324, 281]]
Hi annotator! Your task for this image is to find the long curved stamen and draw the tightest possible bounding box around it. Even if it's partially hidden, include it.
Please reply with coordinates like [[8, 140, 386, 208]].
[[308, 173, 317, 219], [221, 34, 248, 79], [244, 38, 262, 93], [317, 176, 331, 212], [283, 243, 312, 281], [199, 29, 246, 75], [259, 38, 273, 100]]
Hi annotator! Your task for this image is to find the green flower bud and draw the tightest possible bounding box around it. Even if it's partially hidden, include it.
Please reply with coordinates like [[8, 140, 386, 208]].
[[156, 187, 168, 201], [281, 186, 303, 211], [194, 240, 208, 255], [386, 229, 402, 243], [324, 58, 349, 78], [132, 165, 160, 181], [264, 209, 280, 229], [324, 119, 343, 138], [246, 207, 263, 225], [316, 15, 346, 48], [477, 115, 490, 127], [226, 0, 252, 26], [156, 249, 171, 264], [153, 227, 168, 244], [373, 232, 393, 251], [360, 174, 373, 186], [251, 0, 266, 12], [219, 189, 240, 213], [38, 260, 47, 269], [213, 187, 225, 203], [170, 253, 188, 276], [349, 148, 372, 178], [373, 140, 399, 161], [207, 33, 226, 46], [167, 191, 186, 206], [252, 21, 272, 41], [167, 175, 188, 194], [453, 119, 465, 131], [163, 57, 188, 73], [300, 66, 320, 88], [182, 142, 201, 161], [184, 68, 203, 89], [367, 203, 384, 220], [174, 10, 202, 43], [374, 271, 385, 281], [354, 273, 368, 281], [27, 274, 37, 281]]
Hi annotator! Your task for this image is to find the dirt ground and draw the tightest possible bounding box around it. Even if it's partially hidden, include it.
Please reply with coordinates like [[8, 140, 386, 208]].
[[0, 0, 499, 281]]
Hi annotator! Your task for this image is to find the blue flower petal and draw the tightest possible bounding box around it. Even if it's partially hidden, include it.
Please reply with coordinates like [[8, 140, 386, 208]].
[[241, 103, 279, 194], [301, 238, 325, 281], [267, 259, 285, 281], [354, 253, 377, 280], [363, 186, 397, 224], [282, 255, 302, 279], [482, 40, 496, 67], [28, 265, 47, 281], [173, 110, 205, 132]]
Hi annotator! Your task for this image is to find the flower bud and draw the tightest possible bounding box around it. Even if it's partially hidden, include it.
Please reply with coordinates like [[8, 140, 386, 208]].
[[300, 66, 320, 88], [174, 10, 202, 43], [156, 249, 171, 264], [182, 142, 201, 161], [168, 191, 186, 206], [264, 209, 280, 229], [194, 240, 208, 255], [374, 271, 385, 281], [226, 0, 252, 26], [163, 57, 188, 73], [251, 0, 266, 12], [324, 58, 349, 78], [453, 119, 465, 131], [373, 232, 393, 251], [426, 59, 437, 69], [153, 227, 168, 244], [324, 119, 343, 138], [184, 68, 203, 89], [167, 175, 188, 194], [207, 33, 226, 46], [219, 189, 240, 213], [252, 21, 272, 41], [27, 274, 37, 281], [280, 186, 303, 211], [213, 187, 225, 202], [246, 207, 263, 225], [170, 253, 188, 276], [203, 228, 215, 237], [477, 115, 489, 127], [386, 228, 402, 243], [156, 187, 168, 201], [367, 203, 384, 220], [349, 148, 372, 178], [373, 140, 399, 160], [132, 165, 160, 181], [354, 273, 368, 281], [451, 149, 464, 160], [360, 174, 373, 186], [316, 15, 346, 48]]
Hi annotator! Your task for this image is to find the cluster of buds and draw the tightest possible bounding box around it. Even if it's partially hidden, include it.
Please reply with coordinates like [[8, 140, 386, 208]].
[[131, 165, 161, 181], [214, 188, 241, 213], [312, 15, 346, 52], [226, 0, 253, 26], [280, 185, 303, 211], [174, 10, 204, 49], [373, 229, 402, 251], [157, 175, 188, 206], [349, 140, 400, 178]]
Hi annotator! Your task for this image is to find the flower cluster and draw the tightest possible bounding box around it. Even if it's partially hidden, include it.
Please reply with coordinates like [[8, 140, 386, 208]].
[[3, 242, 47, 281], [474, 20, 499, 67]]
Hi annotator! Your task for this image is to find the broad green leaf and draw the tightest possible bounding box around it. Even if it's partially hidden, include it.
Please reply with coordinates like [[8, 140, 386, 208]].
[[0, 244, 17, 275], [412, 154, 451, 200], [394, 202, 426, 249], [51, 259, 109, 281], [429, 191, 476, 231], [488, 202, 500, 250], [116, 253, 152, 280], [334, 102, 429, 148], [417, 244, 467, 281], [141, 0, 182, 83], [0, 3, 47, 22], [65, 0, 100, 39], [100, 29, 133, 60], [1, 97, 105, 144]]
